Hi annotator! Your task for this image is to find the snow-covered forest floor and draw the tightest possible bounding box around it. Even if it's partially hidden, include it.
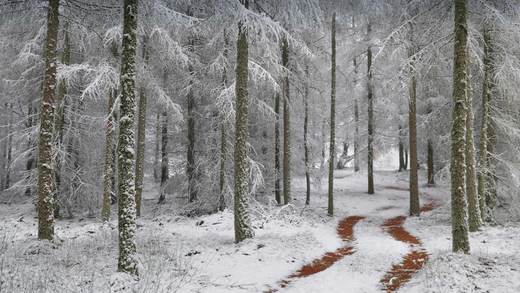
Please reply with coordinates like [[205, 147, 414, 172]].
[[1, 169, 519, 293]]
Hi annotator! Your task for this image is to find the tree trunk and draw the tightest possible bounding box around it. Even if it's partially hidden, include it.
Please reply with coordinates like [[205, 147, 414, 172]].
[[450, 0, 470, 254], [427, 139, 435, 185], [158, 109, 169, 204], [102, 90, 115, 222], [274, 92, 281, 204], [135, 35, 149, 217], [218, 29, 229, 212], [404, 147, 408, 170], [281, 37, 291, 205], [466, 69, 481, 232], [234, 0, 254, 242], [367, 21, 375, 195], [304, 62, 311, 205], [478, 24, 493, 222], [187, 36, 197, 203], [117, 0, 139, 275], [327, 13, 336, 216], [54, 24, 71, 219], [399, 125, 404, 171], [353, 58, 360, 173], [408, 47, 420, 216], [153, 110, 160, 182], [5, 103, 12, 190], [37, 0, 60, 240]]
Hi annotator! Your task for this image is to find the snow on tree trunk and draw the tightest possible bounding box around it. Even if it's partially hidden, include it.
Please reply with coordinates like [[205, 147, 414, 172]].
[[466, 69, 481, 232], [234, 0, 254, 243], [116, 0, 139, 275], [367, 21, 375, 195], [408, 46, 420, 216], [450, 0, 470, 254], [282, 36, 291, 205], [37, 0, 60, 241], [304, 62, 311, 205], [328, 13, 336, 216], [135, 35, 149, 217], [478, 24, 493, 222]]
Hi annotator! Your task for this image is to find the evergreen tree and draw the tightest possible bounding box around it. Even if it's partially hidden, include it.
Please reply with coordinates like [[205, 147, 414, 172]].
[[408, 45, 420, 216], [117, 0, 139, 275], [37, 0, 60, 240], [234, 0, 254, 243], [450, 0, 470, 254], [367, 21, 375, 195], [328, 12, 336, 216], [281, 36, 291, 205]]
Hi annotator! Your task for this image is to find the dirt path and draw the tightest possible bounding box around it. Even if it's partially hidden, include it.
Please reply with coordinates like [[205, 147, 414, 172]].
[[379, 190, 439, 292], [266, 216, 365, 292]]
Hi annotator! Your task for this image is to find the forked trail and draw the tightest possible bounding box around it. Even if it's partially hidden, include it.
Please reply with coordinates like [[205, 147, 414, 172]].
[[266, 216, 365, 292], [268, 184, 440, 292]]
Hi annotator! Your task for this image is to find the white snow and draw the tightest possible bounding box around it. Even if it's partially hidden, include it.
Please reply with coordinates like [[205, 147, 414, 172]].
[[1, 165, 519, 292]]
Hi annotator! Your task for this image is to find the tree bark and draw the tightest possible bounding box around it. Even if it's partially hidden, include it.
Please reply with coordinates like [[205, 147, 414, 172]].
[[466, 69, 481, 232], [399, 125, 405, 171], [187, 36, 197, 203], [408, 47, 420, 216], [218, 29, 229, 212], [427, 139, 435, 185], [158, 109, 169, 204], [135, 35, 149, 217], [353, 58, 360, 173], [367, 21, 375, 195], [450, 0, 470, 254], [274, 92, 281, 204], [327, 13, 337, 216], [102, 90, 115, 222], [117, 0, 139, 275], [281, 37, 291, 205], [234, 0, 254, 243], [304, 62, 311, 205], [37, 0, 60, 240], [478, 23, 493, 222]]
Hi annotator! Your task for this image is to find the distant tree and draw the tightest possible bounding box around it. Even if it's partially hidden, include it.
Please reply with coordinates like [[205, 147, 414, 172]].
[[328, 12, 336, 216]]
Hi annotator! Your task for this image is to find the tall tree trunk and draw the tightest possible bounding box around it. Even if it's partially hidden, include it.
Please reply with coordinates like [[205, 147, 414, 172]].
[[102, 90, 115, 222], [399, 125, 405, 171], [53, 24, 71, 219], [466, 70, 481, 232], [367, 21, 375, 195], [450, 0, 470, 254], [187, 36, 197, 203], [478, 24, 493, 222], [281, 37, 291, 205], [427, 139, 435, 185], [37, 0, 59, 240], [274, 92, 281, 204], [25, 97, 36, 198], [117, 0, 139, 275], [234, 0, 254, 243], [158, 109, 169, 204], [353, 57, 360, 172], [327, 13, 336, 216], [218, 29, 229, 212], [304, 62, 311, 205], [408, 47, 420, 216], [135, 35, 149, 217]]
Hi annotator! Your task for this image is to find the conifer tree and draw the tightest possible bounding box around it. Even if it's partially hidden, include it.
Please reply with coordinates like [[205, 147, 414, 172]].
[[328, 13, 336, 216]]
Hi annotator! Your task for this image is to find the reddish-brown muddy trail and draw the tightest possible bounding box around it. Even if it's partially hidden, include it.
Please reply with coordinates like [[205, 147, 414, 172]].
[[266, 216, 365, 293], [379, 187, 439, 292]]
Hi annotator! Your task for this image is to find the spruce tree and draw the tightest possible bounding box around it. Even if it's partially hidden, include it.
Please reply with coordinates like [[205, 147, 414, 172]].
[[234, 0, 254, 243], [450, 0, 470, 254], [281, 37, 291, 205], [117, 0, 139, 275], [328, 13, 336, 216], [37, 0, 60, 240]]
